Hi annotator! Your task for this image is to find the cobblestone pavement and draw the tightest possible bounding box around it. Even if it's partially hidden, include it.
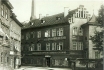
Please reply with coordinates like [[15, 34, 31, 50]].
[[14, 66, 72, 70]]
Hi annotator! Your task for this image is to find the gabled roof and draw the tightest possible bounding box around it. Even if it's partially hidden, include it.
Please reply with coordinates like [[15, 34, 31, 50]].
[[22, 13, 69, 29], [22, 8, 78, 30], [10, 13, 23, 27], [66, 9, 77, 18], [82, 14, 100, 27]]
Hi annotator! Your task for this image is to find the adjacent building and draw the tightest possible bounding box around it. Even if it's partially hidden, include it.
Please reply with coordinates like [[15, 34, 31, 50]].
[[9, 13, 22, 69], [0, 0, 22, 69], [21, 0, 102, 69]]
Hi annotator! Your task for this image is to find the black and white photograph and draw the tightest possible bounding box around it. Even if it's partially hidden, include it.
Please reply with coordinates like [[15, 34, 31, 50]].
[[0, 0, 103, 70]]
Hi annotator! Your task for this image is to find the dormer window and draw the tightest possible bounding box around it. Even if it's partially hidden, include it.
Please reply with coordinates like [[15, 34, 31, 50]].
[[56, 17, 61, 20], [41, 20, 45, 24], [30, 22, 34, 25]]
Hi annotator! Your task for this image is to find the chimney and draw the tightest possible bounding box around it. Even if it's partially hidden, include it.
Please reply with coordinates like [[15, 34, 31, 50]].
[[64, 7, 69, 17], [30, 0, 36, 20], [39, 14, 43, 20]]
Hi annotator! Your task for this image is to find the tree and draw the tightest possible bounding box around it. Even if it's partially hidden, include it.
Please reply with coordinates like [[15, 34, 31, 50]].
[[97, 5, 104, 27], [90, 5, 104, 51]]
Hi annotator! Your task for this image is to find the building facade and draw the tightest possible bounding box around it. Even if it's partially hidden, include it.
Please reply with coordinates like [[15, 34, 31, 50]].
[[21, 0, 102, 69], [22, 12, 70, 67], [0, 0, 22, 69], [9, 12, 22, 69]]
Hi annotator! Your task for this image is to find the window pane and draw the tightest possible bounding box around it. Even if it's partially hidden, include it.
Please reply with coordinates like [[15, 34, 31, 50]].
[[52, 29, 56, 37], [46, 43, 50, 51], [37, 43, 41, 50], [73, 27, 77, 35], [73, 42, 77, 50], [37, 31, 41, 38], [45, 30, 50, 37], [79, 27, 83, 36], [59, 28, 63, 36]]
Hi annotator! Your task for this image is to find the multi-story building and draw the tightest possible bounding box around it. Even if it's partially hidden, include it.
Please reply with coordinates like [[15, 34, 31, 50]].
[[81, 14, 103, 69], [0, 0, 22, 69], [21, 0, 102, 69], [9, 12, 22, 69]]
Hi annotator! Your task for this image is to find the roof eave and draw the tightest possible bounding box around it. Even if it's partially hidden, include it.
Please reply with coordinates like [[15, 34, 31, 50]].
[[10, 13, 23, 27], [2, 0, 14, 9]]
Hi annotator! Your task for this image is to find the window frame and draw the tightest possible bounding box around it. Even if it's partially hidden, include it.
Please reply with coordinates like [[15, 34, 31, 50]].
[[58, 42, 63, 50], [37, 43, 41, 51], [37, 31, 41, 38], [5, 8, 8, 19], [95, 51, 100, 59], [52, 43, 56, 50], [45, 30, 50, 37], [26, 32, 30, 40], [30, 44, 34, 51], [73, 42, 77, 50], [59, 28, 63, 36], [52, 29, 56, 37], [73, 27, 77, 35], [79, 27, 83, 36], [1, 5, 4, 16], [46, 43, 50, 51]]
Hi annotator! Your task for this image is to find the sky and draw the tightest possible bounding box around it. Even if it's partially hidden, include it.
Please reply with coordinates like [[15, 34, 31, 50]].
[[9, 0, 104, 22]]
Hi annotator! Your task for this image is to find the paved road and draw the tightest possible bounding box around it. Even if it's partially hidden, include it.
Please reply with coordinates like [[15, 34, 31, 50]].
[[15, 66, 72, 70]]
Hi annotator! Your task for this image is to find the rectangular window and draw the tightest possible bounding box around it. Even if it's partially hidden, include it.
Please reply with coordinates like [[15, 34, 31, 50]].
[[81, 9, 83, 18], [37, 31, 41, 38], [79, 28, 83, 36], [5, 8, 8, 19], [26, 33, 30, 40], [0, 37, 3, 44], [52, 43, 56, 50], [52, 29, 56, 37], [57, 30, 59, 36], [30, 44, 34, 51], [31, 32, 35, 38], [33, 32, 35, 38], [84, 11, 86, 18], [77, 42, 83, 50], [1, 5, 4, 16], [73, 42, 77, 50], [59, 42, 63, 50], [81, 42, 83, 50], [59, 28, 63, 36], [45, 30, 50, 37], [79, 11, 80, 17], [1, 53, 3, 63], [46, 43, 50, 51], [37, 43, 41, 51], [95, 51, 100, 59], [57, 42, 63, 50], [73, 27, 77, 35]]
